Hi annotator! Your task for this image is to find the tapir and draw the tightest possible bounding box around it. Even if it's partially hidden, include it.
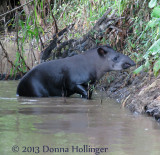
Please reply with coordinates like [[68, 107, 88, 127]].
[[17, 45, 135, 99]]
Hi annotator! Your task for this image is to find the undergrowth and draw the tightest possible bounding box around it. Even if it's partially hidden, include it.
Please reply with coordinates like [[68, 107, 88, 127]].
[[127, 0, 160, 76], [1, 0, 160, 77]]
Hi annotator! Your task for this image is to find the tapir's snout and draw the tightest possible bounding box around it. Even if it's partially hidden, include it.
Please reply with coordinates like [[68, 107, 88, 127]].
[[122, 60, 136, 69]]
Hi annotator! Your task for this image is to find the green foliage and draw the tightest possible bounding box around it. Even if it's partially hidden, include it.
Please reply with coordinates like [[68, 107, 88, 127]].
[[149, 0, 157, 8], [152, 6, 160, 18], [132, 0, 160, 77], [12, 0, 46, 75], [133, 66, 143, 74], [153, 59, 160, 77], [53, 0, 115, 38], [11, 0, 121, 75], [13, 14, 43, 75], [9, 0, 160, 77], [114, 0, 129, 15]]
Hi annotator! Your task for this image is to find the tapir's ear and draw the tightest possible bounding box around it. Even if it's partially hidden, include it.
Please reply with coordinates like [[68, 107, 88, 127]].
[[97, 47, 108, 57]]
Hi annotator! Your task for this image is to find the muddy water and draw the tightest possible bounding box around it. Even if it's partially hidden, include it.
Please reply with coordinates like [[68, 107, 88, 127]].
[[0, 81, 160, 155]]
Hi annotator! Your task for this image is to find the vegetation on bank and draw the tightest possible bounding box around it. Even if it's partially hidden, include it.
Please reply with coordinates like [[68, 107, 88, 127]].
[[132, 0, 160, 77], [0, 0, 160, 77]]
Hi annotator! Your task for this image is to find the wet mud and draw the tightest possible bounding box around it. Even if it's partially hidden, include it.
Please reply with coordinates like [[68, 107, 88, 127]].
[[102, 68, 160, 122]]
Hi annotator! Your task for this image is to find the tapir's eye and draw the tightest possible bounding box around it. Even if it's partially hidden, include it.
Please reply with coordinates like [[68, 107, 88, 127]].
[[113, 56, 119, 62]]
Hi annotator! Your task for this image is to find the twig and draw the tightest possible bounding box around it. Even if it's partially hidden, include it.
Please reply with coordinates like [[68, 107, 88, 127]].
[[46, 0, 58, 34], [0, 0, 34, 18], [94, 8, 112, 26], [109, 26, 123, 32], [15, 11, 30, 71], [59, 4, 69, 20], [0, 41, 22, 73], [121, 95, 131, 108], [35, 21, 44, 49]]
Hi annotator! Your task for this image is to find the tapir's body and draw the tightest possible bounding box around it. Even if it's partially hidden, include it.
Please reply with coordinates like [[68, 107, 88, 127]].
[[17, 45, 135, 99]]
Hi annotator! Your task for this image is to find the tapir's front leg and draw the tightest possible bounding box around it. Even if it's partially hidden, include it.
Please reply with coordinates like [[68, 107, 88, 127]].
[[87, 85, 94, 100], [75, 84, 89, 99]]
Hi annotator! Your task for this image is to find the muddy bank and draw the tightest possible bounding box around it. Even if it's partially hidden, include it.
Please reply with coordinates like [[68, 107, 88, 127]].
[[102, 68, 160, 122]]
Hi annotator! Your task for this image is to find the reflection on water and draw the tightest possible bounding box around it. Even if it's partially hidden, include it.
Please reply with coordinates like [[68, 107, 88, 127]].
[[0, 81, 160, 155]]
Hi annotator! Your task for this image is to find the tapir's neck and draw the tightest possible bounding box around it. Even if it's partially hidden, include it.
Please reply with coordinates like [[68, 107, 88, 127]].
[[83, 51, 110, 81], [96, 64, 110, 80]]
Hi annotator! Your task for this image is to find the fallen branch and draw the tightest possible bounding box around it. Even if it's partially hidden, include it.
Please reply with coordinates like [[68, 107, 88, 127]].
[[40, 23, 74, 61], [40, 8, 129, 62]]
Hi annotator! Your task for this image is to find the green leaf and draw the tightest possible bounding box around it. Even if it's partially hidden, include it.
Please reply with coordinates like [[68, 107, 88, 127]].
[[28, 30, 35, 36], [148, 39, 160, 55], [152, 6, 160, 18], [153, 59, 160, 76], [133, 66, 143, 74], [149, 0, 157, 8], [131, 43, 136, 48], [147, 19, 157, 28], [144, 60, 151, 69], [143, 51, 151, 59]]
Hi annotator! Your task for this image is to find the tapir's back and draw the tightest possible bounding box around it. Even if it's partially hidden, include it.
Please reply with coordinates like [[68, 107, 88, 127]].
[[16, 54, 89, 97]]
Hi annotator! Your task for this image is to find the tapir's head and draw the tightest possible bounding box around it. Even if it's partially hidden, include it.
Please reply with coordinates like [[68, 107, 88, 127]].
[[97, 45, 135, 72]]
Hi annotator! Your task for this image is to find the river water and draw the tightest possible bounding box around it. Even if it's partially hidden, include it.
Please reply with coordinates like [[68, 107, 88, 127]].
[[0, 81, 160, 155]]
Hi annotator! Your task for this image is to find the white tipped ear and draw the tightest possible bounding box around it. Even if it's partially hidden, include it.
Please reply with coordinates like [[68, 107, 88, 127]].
[[97, 47, 107, 57]]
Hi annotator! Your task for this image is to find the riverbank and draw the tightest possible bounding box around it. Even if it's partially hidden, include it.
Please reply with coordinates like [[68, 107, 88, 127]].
[[101, 68, 160, 122]]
